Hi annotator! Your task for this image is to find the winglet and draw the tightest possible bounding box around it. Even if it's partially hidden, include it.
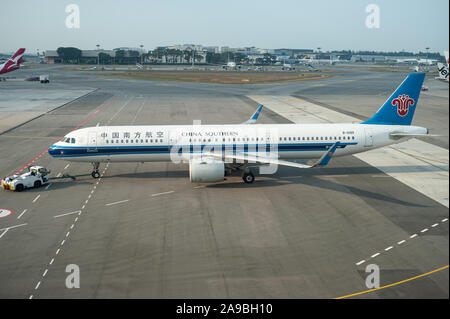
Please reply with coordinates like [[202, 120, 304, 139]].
[[312, 142, 340, 167], [243, 105, 264, 124]]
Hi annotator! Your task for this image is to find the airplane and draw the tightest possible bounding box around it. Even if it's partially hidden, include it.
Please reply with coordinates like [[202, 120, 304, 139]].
[[48, 73, 432, 184], [281, 63, 295, 71], [435, 51, 449, 82], [0, 48, 26, 75], [222, 61, 240, 70]]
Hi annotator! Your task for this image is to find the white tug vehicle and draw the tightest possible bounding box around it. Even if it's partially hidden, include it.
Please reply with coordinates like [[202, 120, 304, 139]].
[[1, 166, 50, 192]]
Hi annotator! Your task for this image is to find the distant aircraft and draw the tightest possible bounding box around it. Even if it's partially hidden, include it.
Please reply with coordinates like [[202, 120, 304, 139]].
[[435, 51, 449, 82], [281, 63, 295, 71], [222, 61, 240, 70], [49, 74, 433, 184], [0, 48, 26, 74]]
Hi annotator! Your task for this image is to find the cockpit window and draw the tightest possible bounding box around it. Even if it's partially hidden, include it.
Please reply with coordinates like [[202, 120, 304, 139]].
[[71, 138, 75, 144]]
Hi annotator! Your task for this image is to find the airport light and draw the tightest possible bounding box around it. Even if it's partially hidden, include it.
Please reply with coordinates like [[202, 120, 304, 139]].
[[96, 44, 100, 68], [140, 45, 144, 64]]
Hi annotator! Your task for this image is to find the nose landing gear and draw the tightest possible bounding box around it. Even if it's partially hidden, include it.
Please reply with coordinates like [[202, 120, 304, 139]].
[[91, 162, 100, 179]]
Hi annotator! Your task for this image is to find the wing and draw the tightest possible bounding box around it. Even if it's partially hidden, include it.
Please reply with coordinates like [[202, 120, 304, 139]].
[[205, 142, 340, 168], [242, 105, 264, 124]]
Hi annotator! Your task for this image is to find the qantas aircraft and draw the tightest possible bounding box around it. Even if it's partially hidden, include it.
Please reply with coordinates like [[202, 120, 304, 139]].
[[0, 48, 26, 75], [49, 73, 431, 184]]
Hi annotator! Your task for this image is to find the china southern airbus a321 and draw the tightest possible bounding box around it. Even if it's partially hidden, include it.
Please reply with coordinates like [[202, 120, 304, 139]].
[[49, 73, 431, 184]]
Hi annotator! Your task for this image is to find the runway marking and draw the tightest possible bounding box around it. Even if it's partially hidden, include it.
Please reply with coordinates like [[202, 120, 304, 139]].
[[53, 210, 81, 218], [29, 161, 111, 299], [32, 195, 41, 203], [152, 191, 175, 197], [0, 223, 27, 233], [17, 209, 28, 219], [42, 269, 48, 277], [64, 164, 70, 170], [193, 186, 205, 189], [337, 265, 449, 299], [56, 173, 62, 178], [105, 199, 130, 206], [45, 183, 52, 190], [35, 282, 41, 290], [355, 218, 447, 266]]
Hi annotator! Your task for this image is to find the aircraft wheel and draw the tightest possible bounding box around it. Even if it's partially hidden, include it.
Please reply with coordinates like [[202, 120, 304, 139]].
[[242, 172, 255, 184], [91, 171, 100, 179]]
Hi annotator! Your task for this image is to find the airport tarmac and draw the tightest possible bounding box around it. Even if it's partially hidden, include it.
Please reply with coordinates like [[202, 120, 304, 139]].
[[0, 65, 448, 298]]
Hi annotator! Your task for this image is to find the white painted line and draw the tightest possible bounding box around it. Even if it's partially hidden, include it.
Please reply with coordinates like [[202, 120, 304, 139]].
[[397, 240, 406, 245], [442, 218, 448, 222], [75, 217, 78, 222], [64, 164, 70, 170], [151, 191, 175, 197], [88, 194, 91, 199], [17, 209, 28, 219], [53, 210, 81, 218], [384, 246, 394, 251], [29, 295, 33, 299], [32, 195, 41, 203], [0, 229, 8, 239], [193, 186, 205, 189], [45, 183, 52, 190], [356, 260, 366, 266], [65, 231, 70, 238], [56, 248, 60, 255], [85, 200, 89, 204], [90, 190, 94, 194], [81, 205, 85, 210], [105, 199, 130, 206], [56, 173, 62, 178], [70, 224, 74, 230], [371, 253, 380, 258], [49, 258, 54, 265], [410, 234, 418, 239], [35, 281, 41, 290], [61, 239, 65, 246], [421, 228, 429, 233], [42, 269, 48, 277], [0, 223, 28, 232], [431, 223, 439, 228]]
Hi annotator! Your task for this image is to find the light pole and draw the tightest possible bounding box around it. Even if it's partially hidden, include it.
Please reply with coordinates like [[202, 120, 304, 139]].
[[425, 47, 430, 64], [96, 44, 100, 68], [140, 45, 144, 64]]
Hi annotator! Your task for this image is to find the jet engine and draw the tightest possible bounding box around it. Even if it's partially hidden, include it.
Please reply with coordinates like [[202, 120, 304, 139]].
[[189, 158, 225, 183]]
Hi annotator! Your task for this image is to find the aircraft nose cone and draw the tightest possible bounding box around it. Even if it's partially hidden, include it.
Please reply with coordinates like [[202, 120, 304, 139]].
[[48, 145, 60, 157]]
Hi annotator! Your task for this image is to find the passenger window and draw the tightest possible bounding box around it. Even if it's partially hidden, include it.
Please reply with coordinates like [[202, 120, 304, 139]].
[[130, 140, 133, 143], [106, 140, 109, 144]]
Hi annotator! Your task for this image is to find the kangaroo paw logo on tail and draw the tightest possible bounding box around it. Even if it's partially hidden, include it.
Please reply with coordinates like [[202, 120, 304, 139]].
[[392, 94, 414, 117]]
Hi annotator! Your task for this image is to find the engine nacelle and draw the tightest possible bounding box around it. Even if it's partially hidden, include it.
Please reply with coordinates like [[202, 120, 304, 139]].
[[189, 159, 225, 183]]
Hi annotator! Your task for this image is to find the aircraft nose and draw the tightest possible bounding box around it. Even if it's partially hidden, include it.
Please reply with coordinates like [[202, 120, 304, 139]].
[[48, 145, 60, 157]]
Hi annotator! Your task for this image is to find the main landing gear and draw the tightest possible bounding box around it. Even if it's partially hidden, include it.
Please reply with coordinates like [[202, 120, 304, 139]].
[[91, 162, 100, 179], [241, 167, 255, 184]]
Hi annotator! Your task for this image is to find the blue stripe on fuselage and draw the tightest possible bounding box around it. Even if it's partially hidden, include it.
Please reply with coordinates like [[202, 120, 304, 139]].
[[48, 142, 356, 158]]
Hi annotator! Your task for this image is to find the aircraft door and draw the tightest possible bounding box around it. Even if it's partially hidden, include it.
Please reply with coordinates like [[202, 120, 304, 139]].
[[364, 128, 374, 147], [87, 131, 98, 152]]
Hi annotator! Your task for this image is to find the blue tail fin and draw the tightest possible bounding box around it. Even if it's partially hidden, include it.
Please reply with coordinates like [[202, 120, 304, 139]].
[[362, 73, 425, 125]]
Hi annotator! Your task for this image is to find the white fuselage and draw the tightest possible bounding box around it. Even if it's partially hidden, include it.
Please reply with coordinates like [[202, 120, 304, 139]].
[[48, 123, 427, 163]]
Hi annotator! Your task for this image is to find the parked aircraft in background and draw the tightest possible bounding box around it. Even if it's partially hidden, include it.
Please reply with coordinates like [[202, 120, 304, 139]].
[[0, 48, 26, 75]]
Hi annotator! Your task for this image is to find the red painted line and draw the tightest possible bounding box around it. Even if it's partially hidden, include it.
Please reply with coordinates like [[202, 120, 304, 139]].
[[14, 98, 115, 175]]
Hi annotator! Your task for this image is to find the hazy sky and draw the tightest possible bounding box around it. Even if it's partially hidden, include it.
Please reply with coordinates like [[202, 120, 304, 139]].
[[1, 0, 448, 54]]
